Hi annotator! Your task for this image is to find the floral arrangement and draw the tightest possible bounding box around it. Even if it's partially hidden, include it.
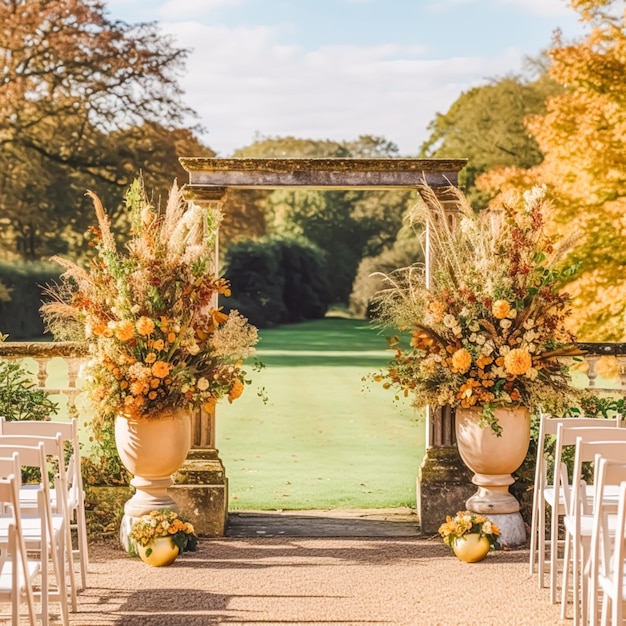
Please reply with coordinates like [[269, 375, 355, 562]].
[[438, 510, 500, 549], [129, 508, 197, 555], [41, 179, 259, 423], [370, 185, 583, 435]]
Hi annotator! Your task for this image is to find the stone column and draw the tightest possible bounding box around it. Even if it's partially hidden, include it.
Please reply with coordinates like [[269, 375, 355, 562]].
[[170, 187, 229, 536], [415, 184, 474, 534]]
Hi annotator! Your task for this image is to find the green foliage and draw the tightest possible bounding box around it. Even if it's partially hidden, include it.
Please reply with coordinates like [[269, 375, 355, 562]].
[[420, 66, 560, 208], [0, 360, 59, 421], [232, 134, 410, 305], [223, 239, 288, 327], [349, 229, 424, 318], [224, 237, 332, 327], [0, 0, 207, 261], [81, 417, 131, 488], [0, 261, 61, 338]]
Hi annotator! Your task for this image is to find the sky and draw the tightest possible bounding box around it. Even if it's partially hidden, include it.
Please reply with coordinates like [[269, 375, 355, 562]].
[[105, 0, 588, 157]]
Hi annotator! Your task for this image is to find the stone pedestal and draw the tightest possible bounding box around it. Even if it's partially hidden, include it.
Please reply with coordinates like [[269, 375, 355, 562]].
[[171, 448, 228, 536], [167, 406, 229, 537], [417, 446, 474, 535]]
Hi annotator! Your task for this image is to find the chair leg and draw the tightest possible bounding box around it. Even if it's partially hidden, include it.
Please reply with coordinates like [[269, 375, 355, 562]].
[[537, 502, 546, 588], [551, 510, 560, 604], [76, 501, 89, 589], [561, 532, 571, 619], [530, 489, 539, 576]]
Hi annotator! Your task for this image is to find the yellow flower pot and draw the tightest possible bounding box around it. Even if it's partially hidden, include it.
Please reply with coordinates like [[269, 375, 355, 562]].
[[452, 534, 491, 563], [137, 536, 180, 567]]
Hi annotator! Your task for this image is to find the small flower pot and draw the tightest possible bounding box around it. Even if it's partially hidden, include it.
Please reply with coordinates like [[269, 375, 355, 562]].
[[137, 536, 180, 567], [452, 534, 491, 563]]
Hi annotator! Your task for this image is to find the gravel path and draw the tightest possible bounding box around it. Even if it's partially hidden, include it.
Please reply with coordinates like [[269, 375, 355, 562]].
[[59, 536, 566, 626], [0, 510, 568, 625]]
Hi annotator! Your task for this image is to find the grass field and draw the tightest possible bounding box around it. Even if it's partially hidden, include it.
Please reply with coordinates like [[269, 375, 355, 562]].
[[216, 317, 426, 510]]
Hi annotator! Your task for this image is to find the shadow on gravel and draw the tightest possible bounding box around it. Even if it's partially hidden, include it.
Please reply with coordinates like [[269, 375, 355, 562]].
[[226, 511, 422, 538]]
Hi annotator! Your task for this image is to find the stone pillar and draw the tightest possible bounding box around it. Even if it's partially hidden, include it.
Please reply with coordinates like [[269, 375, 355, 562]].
[[415, 184, 475, 534], [170, 408, 228, 536], [170, 188, 229, 536]]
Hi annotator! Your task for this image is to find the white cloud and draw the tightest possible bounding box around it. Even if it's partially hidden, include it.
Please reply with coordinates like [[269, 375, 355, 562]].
[[155, 0, 250, 20], [426, 0, 575, 16], [499, 0, 575, 17], [164, 20, 525, 156]]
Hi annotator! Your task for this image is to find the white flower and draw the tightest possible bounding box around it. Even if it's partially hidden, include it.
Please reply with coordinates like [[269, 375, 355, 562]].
[[523, 185, 546, 209], [523, 318, 536, 330], [470, 332, 486, 345], [187, 343, 200, 355], [523, 330, 537, 342], [500, 319, 512, 330], [468, 321, 480, 332], [525, 367, 539, 381], [443, 314, 456, 328], [197, 377, 210, 391]]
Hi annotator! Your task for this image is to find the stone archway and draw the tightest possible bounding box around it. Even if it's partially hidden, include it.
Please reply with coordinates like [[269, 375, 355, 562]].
[[173, 157, 470, 536]]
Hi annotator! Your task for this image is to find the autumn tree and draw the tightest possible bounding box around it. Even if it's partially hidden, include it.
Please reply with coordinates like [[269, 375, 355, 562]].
[[0, 0, 205, 259], [478, 0, 626, 340]]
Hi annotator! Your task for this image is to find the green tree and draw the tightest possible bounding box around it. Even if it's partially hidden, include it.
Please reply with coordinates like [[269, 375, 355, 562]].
[[231, 134, 411, 304], [420, 62, 560, 208]]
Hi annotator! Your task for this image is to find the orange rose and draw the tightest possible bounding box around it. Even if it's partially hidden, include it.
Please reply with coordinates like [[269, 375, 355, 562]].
[[451, 348, 472, 373], [503, 348, 532, 376], [115, 320, 135, 341], [228, 379, 244, 403], [491, 300, 510, 320], [136, 316, 155, 336], [151, 361, 171, 379]]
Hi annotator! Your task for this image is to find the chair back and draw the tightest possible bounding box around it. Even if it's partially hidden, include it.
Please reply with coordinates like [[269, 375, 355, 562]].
[[589, 460, 626, 626], [0, 418, 83, 511], [0, 473, 39, 625], [570, 438, 626, 517]]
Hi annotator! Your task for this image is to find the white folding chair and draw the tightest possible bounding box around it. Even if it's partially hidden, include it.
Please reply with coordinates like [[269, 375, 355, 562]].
[[0, 417, 88, 592], [560, 437, 626, 625], [529, 413, 621, 599], [0, 454, 40, 625], [588, 458, 626, 626], [0, 441, 70, 625]]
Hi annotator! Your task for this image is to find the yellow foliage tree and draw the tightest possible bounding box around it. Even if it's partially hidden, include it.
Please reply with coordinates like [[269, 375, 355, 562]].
[[477, 0, 626, 340]]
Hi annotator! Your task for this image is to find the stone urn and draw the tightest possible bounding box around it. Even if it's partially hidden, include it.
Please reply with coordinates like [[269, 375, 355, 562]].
[[455, 405, 530, 546], [115, 407, 192, 549]]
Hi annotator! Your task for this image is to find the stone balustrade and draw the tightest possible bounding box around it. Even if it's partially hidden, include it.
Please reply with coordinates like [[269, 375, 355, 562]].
[[0, 341, 89, 417]]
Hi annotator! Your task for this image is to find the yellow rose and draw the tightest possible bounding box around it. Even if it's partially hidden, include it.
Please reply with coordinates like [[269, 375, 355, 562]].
[[503, 348, 532, 376], [491, 300, 510, 319]]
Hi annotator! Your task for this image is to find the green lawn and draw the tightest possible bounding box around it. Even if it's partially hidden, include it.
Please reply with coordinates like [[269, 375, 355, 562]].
[[216, 317, 425, 510]]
